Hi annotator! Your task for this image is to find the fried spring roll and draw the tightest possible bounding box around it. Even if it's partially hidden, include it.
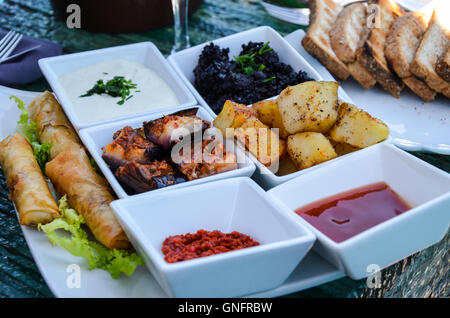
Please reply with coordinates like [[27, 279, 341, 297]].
[[45, 147, 130, 249], [0, 133, 59, 226], [28, 91, 82, 160]]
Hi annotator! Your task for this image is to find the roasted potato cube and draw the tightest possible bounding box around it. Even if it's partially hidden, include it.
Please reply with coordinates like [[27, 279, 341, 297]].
[[287, 132, 337, 170], [329, 102, 389, 148], [278, 81, 339, 134], [252, 99, 289, 139], [328, 139, 361, 156], [234, 118, 286, 167], [276, 155, 298, 176], [213, 100, 258, 137]]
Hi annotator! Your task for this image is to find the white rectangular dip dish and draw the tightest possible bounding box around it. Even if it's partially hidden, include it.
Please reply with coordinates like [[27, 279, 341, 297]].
[[39, 42, 197, 130], [268, 143, 450, 279], [79, 105, 256, 198], [110, 177, 316, 297]]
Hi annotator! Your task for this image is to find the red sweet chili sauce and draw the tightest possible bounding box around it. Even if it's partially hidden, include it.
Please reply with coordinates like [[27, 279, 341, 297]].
[[162, 229, 260, 263], [295, 182, 411, 243]]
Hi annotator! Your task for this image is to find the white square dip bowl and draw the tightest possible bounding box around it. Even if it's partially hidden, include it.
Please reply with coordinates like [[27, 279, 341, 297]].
[[39, 42, 197, 130], [110, 177, 316, 297], [268, 143, 450, 280], [79, 105, 256, 198]]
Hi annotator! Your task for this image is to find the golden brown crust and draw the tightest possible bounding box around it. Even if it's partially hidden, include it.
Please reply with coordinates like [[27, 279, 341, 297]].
[[28, 91, 82, 160], [358, 43, 404, 98], [402, 76, 436, 102], [46, 147, 130, 250], [330, 3, 369, 63], [347, 60, 377, 89], [329, 2, 376, 88], [385, 12, 429, 78], [410, 10, 450, 97], [357, 0, 404, 97], [302, 0, 350, 80], [435, 48, 450, 82], [0, 133, 59, 226]]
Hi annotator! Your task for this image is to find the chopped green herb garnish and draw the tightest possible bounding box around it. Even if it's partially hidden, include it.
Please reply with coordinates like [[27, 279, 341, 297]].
[[258, 42, 273, 55], [262, 76, 276, 83], [233, 41, 276, 82], [80, 76, 138, 106]]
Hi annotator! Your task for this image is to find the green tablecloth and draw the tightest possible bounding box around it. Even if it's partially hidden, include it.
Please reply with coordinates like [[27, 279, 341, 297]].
[[0, 0, 448, 298]]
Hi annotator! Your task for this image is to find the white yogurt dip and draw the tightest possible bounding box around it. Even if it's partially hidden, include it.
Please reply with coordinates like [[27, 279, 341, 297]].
[[59, 59, 179, 124]]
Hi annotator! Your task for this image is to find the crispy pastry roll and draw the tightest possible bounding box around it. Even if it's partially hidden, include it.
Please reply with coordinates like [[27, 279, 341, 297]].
[[0, 133, 59, 226], [28, 91, 82, 160], [45, 147, 130, 249]]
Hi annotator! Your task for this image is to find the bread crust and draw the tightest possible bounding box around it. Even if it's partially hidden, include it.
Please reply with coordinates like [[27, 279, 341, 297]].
[[330, 2, 375, 89], [383, 11, 437, 101], [402, 76, 436, 102], [410, 10, 450, 97], [347, 60, 377, 89], [435, 48, 450, 83], [331, 3, 369, 63], [302, 0, 350, 80], [385, 12, 429, 78], [357, 0, 405, 98]]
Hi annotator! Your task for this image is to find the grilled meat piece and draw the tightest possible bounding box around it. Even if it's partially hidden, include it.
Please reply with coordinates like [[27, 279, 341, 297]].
[[175, 137, 238, 181], [102, 126, 163, 172], [115, 160, 185, 194], [170, 108, 199, 118], [143, 115, 210, 150]]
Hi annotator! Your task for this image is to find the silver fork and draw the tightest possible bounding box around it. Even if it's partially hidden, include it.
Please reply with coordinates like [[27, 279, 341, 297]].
[[0, 31, 24, 64]]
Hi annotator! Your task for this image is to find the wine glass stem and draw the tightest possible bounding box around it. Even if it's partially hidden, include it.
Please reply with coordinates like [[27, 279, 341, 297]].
[[171, 0, 190, 53]]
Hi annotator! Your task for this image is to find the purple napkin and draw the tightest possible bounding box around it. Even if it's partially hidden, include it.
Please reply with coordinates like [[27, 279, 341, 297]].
[[0, 30, 62, 86]]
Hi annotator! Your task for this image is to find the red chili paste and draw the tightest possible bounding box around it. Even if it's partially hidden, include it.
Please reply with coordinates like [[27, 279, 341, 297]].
[[162, 229, 260, 263]]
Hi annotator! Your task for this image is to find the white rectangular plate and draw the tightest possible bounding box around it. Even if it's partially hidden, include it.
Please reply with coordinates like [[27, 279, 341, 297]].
[[284, 29, 450, 155], [0, 85, 344, 298]]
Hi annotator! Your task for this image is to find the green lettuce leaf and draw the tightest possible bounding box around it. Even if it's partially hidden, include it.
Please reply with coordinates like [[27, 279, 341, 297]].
[[11, 95, 51, 171], [38, 196, 144, 279]]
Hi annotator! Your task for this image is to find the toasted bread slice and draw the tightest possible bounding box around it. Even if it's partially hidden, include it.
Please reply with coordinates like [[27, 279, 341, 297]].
[[402, 76, 436, 102], [357, 0, 404, 98], [435, 48, 450, 82], [385, 12, 429, 78], [385, 11, 436, 101], [410, 10, 450, 98], [330, 2, 376, 89], [302, 0, 350, 80], [331, 3, 370, 63]]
